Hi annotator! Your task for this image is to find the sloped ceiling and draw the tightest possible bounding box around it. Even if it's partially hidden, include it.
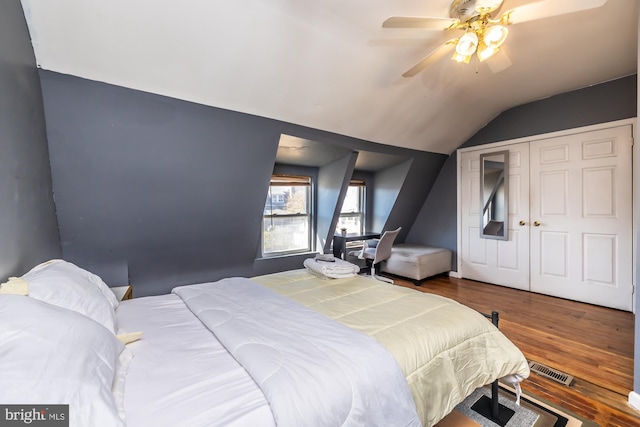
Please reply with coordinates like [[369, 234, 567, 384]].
[[20, 0, 637, 154]]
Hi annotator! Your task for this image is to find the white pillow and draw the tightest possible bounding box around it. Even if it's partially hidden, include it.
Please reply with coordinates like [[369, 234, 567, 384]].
[[28, 259, 120, 308], [22, 259, 118, 333], [0, 295, 126, 427]]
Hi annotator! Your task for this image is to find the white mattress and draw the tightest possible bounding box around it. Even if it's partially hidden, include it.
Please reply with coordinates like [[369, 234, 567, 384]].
[[116, 294, 275, 427]]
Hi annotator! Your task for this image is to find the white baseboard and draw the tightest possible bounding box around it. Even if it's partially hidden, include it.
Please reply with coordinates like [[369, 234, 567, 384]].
[[448, 271, 461, 278], [628, 391, 640, 411]]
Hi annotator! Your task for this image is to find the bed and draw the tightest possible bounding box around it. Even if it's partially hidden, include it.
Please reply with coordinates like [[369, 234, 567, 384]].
[[0, 260, 530, 427]]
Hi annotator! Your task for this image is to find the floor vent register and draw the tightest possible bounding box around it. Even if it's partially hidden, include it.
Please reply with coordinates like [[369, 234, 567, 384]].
[[528, 361, 574, 386]]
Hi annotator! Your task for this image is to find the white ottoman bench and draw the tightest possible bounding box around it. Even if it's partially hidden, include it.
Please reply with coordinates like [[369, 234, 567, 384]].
[[381, 244, 452, 284]]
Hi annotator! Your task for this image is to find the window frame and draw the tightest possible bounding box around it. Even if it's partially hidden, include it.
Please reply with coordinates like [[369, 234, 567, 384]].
[[262, 174, 313, 257], [337, 180, 366, 236]]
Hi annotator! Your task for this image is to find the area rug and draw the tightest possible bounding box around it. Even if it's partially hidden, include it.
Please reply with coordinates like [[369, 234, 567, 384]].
[[435, 385, 598, 427]]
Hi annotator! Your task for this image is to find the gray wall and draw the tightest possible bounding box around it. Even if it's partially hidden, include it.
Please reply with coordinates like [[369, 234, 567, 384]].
[[372, 159, 412, 235], [0, 0, 61, 281], [407, 156, 458, 265], [463, 75, 637, 149], [318, 153, 357, 253], [40, 71, 446, 296], [407, 74, 637, 269]]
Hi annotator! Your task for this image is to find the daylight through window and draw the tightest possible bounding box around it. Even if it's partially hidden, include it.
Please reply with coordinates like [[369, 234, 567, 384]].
[[336, 180, 365, 235], [263, 175, 311, 255]]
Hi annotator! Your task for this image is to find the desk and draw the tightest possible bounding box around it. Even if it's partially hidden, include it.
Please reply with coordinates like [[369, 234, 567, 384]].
[[332, 231, 381, 260]]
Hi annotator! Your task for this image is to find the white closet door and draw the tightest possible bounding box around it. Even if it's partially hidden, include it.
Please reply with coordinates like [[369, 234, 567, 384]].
[[529, 125, 633, 311], [460, 143, 530, 290]]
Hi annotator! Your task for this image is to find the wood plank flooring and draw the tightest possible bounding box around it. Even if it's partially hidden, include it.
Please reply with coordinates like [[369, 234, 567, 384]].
[[390, 274, 639, 427]]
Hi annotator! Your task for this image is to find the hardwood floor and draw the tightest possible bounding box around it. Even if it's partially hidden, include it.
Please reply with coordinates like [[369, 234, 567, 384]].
[[391, 274, 639, 427]]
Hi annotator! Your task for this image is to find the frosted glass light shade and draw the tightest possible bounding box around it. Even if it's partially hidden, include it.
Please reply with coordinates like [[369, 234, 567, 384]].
[[452, 51, 472, 63], [456, 32, 479, 56], [483, 25, 508, 48], [477, 44, 500, 62]]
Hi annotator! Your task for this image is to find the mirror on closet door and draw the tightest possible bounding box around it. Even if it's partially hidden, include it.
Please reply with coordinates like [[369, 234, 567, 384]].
[[480, 150, 509, 240]]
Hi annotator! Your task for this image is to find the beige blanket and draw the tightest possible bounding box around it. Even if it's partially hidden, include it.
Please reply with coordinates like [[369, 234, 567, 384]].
[[252, 269, 530, 427]]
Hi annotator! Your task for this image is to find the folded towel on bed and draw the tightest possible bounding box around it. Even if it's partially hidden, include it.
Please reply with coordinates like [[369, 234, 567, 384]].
[[315, 253, 335, 262], [303, 257, 360, 279]]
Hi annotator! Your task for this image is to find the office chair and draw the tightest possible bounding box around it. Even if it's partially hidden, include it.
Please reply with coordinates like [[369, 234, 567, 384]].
[[358, 227, 401, 284]]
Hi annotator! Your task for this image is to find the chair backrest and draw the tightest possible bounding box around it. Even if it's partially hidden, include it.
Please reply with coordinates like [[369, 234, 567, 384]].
[[372, 227, 402, 265]]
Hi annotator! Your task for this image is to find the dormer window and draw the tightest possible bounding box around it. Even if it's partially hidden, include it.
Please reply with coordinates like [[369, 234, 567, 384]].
[[262, 174, 312, 256], [336, 180, 365, 235]]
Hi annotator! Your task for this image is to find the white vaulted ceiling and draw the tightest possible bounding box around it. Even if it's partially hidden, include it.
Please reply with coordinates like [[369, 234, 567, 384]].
[[19, 0, 637, 154]]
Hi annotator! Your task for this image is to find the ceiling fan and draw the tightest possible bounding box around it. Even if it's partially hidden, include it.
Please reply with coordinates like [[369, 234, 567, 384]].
[[383, 0, 608, 77]]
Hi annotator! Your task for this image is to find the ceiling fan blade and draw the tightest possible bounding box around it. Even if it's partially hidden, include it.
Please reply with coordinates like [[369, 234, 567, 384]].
[[509, 0, 607, 24], [383, 16, 458, 30], [402, 39, 458, 77], [502, 0, 545, 10]]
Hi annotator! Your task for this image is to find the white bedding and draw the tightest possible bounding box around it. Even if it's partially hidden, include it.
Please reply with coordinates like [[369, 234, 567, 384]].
[[117, 294, 275, 427], [172, 278, 420, 427], [118, 272, 529, 427], [253, 270, 530, 426]]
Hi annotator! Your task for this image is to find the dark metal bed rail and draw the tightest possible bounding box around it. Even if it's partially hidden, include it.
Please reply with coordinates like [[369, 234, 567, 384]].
[[480, 311, 501, 421]]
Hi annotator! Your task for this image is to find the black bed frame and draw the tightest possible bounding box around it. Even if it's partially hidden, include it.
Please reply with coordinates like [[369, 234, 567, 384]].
[[476, 311, 514, 426]]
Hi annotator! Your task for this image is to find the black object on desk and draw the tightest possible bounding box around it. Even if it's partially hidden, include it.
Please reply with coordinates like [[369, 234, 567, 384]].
[[332, 231, 381, 260]]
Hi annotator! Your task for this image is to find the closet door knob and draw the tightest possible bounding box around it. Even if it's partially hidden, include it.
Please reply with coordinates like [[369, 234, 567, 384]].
[[534, 221, 541, 227], [519, 220, 526, 226]]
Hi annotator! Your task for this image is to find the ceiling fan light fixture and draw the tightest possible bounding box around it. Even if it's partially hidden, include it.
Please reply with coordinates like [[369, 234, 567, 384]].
[[483, 24, 508, 48], [476, 43, 500, 62], [455, 31, 478, 56], [451, 51, 472, 63]]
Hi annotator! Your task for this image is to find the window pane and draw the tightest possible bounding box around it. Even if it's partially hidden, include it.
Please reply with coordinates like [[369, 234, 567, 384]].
[[341, 186, 361, 213], [337, 185, 364, 234], [264, 185, 308, 215], [263, 177, 311, 255], [263, 216, 310, 254], [336, 214, 362, 234]]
